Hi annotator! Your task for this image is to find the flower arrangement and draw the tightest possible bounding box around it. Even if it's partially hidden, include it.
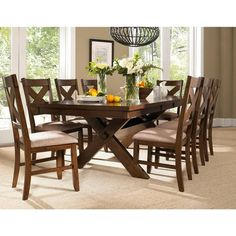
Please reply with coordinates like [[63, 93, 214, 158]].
[[113, 53, 161, 77], [113, 53, 161, 101], [86, 59, 115, 94], [86, 60, 114, 77]]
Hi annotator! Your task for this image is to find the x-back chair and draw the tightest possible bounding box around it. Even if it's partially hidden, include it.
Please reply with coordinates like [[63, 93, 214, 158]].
[[133, 76, 204, 192], [3, 74, 79, 200]]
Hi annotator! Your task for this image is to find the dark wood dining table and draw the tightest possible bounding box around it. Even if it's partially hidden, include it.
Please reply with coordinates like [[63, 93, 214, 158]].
[[31, 96, 182, 180]]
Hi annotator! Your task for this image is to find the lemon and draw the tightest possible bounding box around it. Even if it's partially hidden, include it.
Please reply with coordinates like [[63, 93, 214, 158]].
[[91, 90, 98, 96], [114, 96, 121, 103], [88, 88, 97, 96]]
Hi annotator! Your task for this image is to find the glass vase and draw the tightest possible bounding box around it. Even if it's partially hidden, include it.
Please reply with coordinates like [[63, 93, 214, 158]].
[[97, 74, 107, 94], [125, 74, 139, 102]]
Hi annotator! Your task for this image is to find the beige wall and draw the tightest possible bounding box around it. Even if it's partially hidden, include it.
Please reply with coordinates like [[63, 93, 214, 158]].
[[204, 27, 236, 118], [75, 27, 129, 95]]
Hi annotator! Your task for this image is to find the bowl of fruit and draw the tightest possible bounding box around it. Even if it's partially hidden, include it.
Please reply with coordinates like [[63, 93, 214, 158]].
[[78, 88, 105, 102], [138, 80, 153, 100]]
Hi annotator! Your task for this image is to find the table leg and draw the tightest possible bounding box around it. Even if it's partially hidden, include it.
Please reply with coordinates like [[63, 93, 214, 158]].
[[77, 117, 149, 179]]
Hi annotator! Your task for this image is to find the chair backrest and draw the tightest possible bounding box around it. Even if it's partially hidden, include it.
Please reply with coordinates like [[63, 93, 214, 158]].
[[208, 79, 221, 119], [2, 74, 30, 147], [55, 79, 79, 121], [55, 79, 79, 101], [176, 76, 204, 145], [156, 80, 183, 115], [80, 79, 97, 94], [196, 78, 214, 127], [156, 80, 184, 97], [21, 78, 54, 132]]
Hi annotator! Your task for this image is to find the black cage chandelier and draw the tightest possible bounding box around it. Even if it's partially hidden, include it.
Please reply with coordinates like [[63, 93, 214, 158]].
[[110, 27, 160, 47]]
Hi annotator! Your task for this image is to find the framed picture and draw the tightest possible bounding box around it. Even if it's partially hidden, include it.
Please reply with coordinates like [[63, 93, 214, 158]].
[[89, 39, 114, 66]]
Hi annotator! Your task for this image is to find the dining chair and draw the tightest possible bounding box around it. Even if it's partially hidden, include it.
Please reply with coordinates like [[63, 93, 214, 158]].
[[21, 78, 84, 153], [133, 76, 204, 192], [192, 78, 213, 168], [207, 78, 221, 156], [157, 78, 212, 174], [156, 80, 184, 122], [80, 79, 97, 94], [55, 78, 93, 148], [2, 74, 79, 200]]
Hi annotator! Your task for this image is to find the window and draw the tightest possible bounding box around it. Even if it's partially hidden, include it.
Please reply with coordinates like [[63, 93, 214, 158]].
[[0, 27, 75, 145], [170, 27, 189, 81], [131, 27, 203, 83], [0, 27, 11, 129]]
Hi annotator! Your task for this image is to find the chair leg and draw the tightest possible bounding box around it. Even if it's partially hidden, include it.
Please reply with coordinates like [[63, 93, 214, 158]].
[[147, 146, 153, 174], [78, 128, 84, 152], [12, 143, 20, 188], [208, 125, 214, 155], [175, 148, 184, 192], [22, 150, 32, 200], [154, 147, 160, 169], [32, 153, 37, 164], [199, 131, 206, 166], [104, 145, 109, 152], [185, 140, 192, 180], [56, 151, 64, 179], [191, 135, 199, 174], [203, 123, 209, 162], [133, 141, 140, 163], [87, 127, 93, 143], [71, 144, 79, 191]]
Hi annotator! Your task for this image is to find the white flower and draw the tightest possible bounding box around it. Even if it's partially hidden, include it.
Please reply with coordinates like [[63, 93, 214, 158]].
[[127, 67, 136, 74], [126, 61, 134, 70], [119, 58, 129, 68], [113, 60, 118, 67], [136, 59, 144, 68], [96, 63, 108, 69]]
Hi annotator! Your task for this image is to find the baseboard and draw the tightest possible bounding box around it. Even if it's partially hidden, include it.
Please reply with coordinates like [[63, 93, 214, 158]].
[[213, 118, 236, 127]]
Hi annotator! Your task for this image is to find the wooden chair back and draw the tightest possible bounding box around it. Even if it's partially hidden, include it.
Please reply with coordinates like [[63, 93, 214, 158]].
[[21, 78, 54, 132], [176, 76, 204, 145], [55, 79, 79, 101], [156, 80, 183, 114], [156, 80, 183, 96], [2, 74, 30, 147], [196, 78, 214, 127], [208, 79, 221, 118], [80, 79, 97, 94], [55, 79, 79, 121]]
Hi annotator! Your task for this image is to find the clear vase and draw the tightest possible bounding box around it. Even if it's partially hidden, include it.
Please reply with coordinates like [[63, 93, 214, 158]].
[[125, 74, 139, 102], [97, 74, 107, 94]]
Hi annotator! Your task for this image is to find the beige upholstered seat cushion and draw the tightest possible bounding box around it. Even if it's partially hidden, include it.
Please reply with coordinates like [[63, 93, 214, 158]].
[[20, 131, 78, 148], [133, 127, 186, 147], [157, 119, 179, 130], [35, 120, 83, 133], [158, 111, 179, 121], [68, 117, 89, 126]]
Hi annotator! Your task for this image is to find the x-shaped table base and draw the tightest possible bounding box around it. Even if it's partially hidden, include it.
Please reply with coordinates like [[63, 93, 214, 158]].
[[77, 117, 152, 179]]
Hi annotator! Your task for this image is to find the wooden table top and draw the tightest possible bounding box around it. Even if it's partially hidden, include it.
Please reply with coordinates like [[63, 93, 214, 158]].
[[32, 96, 182, 119]]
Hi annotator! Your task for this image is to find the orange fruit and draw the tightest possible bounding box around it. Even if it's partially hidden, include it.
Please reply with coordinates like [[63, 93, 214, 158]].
[[138, 81, 145, 87], [106, 94, 114, 103]]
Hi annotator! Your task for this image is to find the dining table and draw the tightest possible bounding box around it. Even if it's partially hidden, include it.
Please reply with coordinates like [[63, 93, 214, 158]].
[[31, 95, 182, 180]]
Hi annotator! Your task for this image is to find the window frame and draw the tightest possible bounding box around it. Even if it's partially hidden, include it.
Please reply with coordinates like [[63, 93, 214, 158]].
[[129, 27, 204, 80], [0, 27, 75, 146]]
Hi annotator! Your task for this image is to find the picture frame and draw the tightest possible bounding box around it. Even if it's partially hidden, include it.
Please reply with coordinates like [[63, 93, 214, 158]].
[[89, 39, 114, 66]]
